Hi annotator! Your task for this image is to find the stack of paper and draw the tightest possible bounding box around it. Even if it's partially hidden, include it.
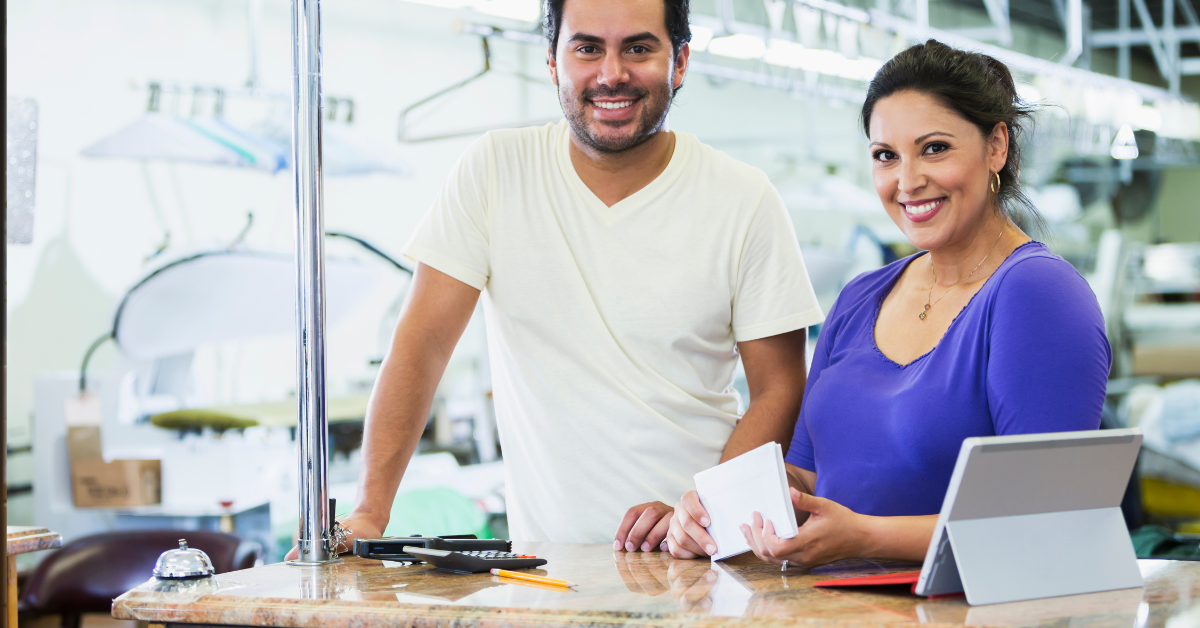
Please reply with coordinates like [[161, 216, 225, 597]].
[[694, 442, 798, 561]]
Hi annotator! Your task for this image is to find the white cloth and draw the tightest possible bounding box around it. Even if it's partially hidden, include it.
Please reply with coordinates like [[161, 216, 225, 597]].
[[404, 121, 823, 543]]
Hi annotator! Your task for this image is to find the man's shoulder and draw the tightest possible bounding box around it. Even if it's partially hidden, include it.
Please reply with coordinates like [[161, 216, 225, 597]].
[[681, 132, 772, 191], [485, 121, 564, 155]]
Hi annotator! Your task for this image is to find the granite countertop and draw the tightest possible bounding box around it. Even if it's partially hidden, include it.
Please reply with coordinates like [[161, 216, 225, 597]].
[[6, 526, 63, 556], [113, 543, 1200, 628]]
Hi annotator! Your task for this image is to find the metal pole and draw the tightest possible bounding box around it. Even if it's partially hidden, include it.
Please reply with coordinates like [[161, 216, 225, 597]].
[[286, 0, 336, 566], [1119, 0, 1130, 78], [1166, 0, 1180, 94]]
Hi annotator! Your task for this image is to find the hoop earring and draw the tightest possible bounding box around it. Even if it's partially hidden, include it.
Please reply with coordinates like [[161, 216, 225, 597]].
[[990, 172, 1001, 194]]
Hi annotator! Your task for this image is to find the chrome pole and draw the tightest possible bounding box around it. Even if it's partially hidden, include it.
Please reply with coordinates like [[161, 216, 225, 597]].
[[287, 0, 335, 566]]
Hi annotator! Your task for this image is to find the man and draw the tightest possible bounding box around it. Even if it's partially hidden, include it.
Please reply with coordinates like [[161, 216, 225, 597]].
[[289, 0, 822, 557]]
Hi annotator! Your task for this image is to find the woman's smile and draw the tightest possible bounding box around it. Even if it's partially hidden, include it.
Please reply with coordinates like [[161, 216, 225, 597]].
[[899, 197, 946, 222]]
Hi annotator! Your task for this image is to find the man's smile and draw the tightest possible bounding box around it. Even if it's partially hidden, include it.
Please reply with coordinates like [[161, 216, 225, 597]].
[[593, 100, 634, 109]]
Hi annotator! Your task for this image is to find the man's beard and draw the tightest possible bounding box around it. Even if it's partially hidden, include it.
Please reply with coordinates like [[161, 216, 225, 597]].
[[560, 81, 673, 154]]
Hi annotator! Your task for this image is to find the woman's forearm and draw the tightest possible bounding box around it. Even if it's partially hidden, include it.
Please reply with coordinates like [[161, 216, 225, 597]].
[[858, 514, 939, 562]]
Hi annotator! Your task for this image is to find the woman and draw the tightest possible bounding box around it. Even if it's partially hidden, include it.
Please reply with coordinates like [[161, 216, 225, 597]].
[[665, 40, 1111, 567]]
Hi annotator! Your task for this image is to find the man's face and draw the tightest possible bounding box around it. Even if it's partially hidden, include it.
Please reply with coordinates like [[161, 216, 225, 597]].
[[549, 0, 688, 153]]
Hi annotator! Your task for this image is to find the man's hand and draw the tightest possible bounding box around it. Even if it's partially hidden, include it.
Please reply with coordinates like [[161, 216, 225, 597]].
[[284, 512, 385, 562], [614, 501, 673, 552], [666, 490, 717, 559]]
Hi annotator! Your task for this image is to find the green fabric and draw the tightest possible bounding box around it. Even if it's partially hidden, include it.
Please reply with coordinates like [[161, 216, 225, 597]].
[[150, 409, 258, 431], [272, 487, 491, 563], [383, 487, 491, 539], [1131, 525, 1200, 558]]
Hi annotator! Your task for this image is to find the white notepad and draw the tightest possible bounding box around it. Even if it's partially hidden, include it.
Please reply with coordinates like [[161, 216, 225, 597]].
[[693, 442, 798, 561]]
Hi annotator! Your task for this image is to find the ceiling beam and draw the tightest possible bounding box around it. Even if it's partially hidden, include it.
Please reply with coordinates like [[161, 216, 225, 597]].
[[1092, 25, 1200, 45]]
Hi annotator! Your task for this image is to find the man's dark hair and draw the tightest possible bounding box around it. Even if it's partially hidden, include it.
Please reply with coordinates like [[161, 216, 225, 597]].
[[862, 39, 1046, 235], [543, 0, 692, 58]]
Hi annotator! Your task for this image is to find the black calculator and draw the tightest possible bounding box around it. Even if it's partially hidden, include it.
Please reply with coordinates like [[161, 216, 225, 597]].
[[402, 546, 547, 574]]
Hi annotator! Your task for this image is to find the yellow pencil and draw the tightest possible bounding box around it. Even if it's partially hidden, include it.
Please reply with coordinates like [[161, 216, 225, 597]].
[[490, 568, 577, 588]]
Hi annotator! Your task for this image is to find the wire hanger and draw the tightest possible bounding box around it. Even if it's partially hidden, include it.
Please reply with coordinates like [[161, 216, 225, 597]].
[[397, 37, 560, 143]]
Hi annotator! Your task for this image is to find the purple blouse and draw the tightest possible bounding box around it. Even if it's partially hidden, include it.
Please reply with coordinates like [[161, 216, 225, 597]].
[[785, 242, 1110, 516]]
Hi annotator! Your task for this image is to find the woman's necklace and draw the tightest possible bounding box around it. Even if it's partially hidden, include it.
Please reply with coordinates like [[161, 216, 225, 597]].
[[920, 229, 1005, 320]]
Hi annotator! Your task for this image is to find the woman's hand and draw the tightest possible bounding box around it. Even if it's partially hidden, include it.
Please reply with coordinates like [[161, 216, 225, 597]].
[[666, 560, 721, 613], [739, 487, 872, 569], [666, 490, 718, 559]]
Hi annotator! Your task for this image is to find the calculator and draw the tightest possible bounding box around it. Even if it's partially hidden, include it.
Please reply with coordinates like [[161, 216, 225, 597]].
[[402, 546, 547, 574]]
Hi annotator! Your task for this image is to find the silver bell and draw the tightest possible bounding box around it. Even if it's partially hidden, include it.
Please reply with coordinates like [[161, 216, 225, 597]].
[[153, 539, 215, 579]]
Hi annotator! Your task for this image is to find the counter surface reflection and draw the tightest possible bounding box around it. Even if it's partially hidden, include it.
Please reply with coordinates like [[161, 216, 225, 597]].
[[113, 543, 1200, 627]]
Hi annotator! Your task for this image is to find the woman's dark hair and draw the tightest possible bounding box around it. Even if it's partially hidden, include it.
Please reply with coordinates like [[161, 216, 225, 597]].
[[861, 39, 1045, 236], [543, 0, 692, 59]]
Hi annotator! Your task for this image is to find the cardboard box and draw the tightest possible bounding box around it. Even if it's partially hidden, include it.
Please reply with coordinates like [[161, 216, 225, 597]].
[[1132, 343, 1200, 378], [67, 426, 161, 508], [71, 459, 161, 508]]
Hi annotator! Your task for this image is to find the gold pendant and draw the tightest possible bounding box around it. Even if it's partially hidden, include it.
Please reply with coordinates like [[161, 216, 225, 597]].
[[919, 303, 930, 320]]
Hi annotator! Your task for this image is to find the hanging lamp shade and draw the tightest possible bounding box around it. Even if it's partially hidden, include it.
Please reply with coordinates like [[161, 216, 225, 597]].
[[113, 250, 382, 359], [81, 114, 286, 173]]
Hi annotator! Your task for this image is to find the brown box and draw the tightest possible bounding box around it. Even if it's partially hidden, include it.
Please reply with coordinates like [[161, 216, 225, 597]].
[[70, 459, 161, 508], [67, 426, 161, 508], [1132, 343, 1200, 378]]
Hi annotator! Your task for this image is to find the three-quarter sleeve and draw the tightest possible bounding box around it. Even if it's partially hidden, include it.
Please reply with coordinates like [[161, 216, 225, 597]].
[[985, 256, 1111, 435], [785, 286, 849, 471]]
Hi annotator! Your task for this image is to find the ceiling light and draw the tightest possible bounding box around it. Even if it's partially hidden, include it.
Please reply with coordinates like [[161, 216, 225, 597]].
[[708, 34, 767, 60], [1130, 105, 1162, 132], [1016, 83, 1041, 105], [690, 25, 714, 52], [471, 0, 540, 22], [763, 39, 881, 81], [401, 0, 540, 23]]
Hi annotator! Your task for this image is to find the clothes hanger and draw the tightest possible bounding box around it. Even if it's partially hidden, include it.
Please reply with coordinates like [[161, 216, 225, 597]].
[[397, 36, 560, 143]]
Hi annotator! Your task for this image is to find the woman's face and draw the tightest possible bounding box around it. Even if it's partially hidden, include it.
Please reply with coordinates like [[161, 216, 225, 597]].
[[868, 90, 1009, 252]]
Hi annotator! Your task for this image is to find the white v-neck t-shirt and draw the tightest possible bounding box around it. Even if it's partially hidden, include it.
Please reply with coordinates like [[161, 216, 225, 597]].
[[404, 120, 823, 543]]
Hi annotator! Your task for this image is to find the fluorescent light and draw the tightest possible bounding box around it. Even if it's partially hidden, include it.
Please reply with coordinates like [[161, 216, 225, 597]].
[[400, 0, 540, 23], [1016, 83, 1041, 105], [708, 34, 766, 60], [471, 0, 540, 22], [1111, 124, 1139, 160], [763, 39, 882, 81], [1130, 105, 1162, 132], [690, 25, 714, 52], [404, 0, 466, 6]]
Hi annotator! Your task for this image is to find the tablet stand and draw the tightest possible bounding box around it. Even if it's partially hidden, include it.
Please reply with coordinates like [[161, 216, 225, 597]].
[[925, 505, 1142, 605]]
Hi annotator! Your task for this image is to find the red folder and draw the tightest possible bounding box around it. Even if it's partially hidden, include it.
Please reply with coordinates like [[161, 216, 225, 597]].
[[812, 571, 961, 598], [812, 571, 921, 590]]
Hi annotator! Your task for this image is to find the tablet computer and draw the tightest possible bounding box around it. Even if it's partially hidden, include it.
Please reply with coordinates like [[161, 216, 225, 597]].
[[913, 428, 1143, 605]]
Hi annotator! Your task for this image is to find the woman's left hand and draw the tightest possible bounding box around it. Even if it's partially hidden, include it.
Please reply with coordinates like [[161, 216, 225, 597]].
[[740, 487, 872, 569]]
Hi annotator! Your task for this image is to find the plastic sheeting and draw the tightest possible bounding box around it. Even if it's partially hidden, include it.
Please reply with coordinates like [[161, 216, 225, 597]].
[[82, 114, 283, 172], [113, 250, 382, 359], [82, 114, 411, 177]]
